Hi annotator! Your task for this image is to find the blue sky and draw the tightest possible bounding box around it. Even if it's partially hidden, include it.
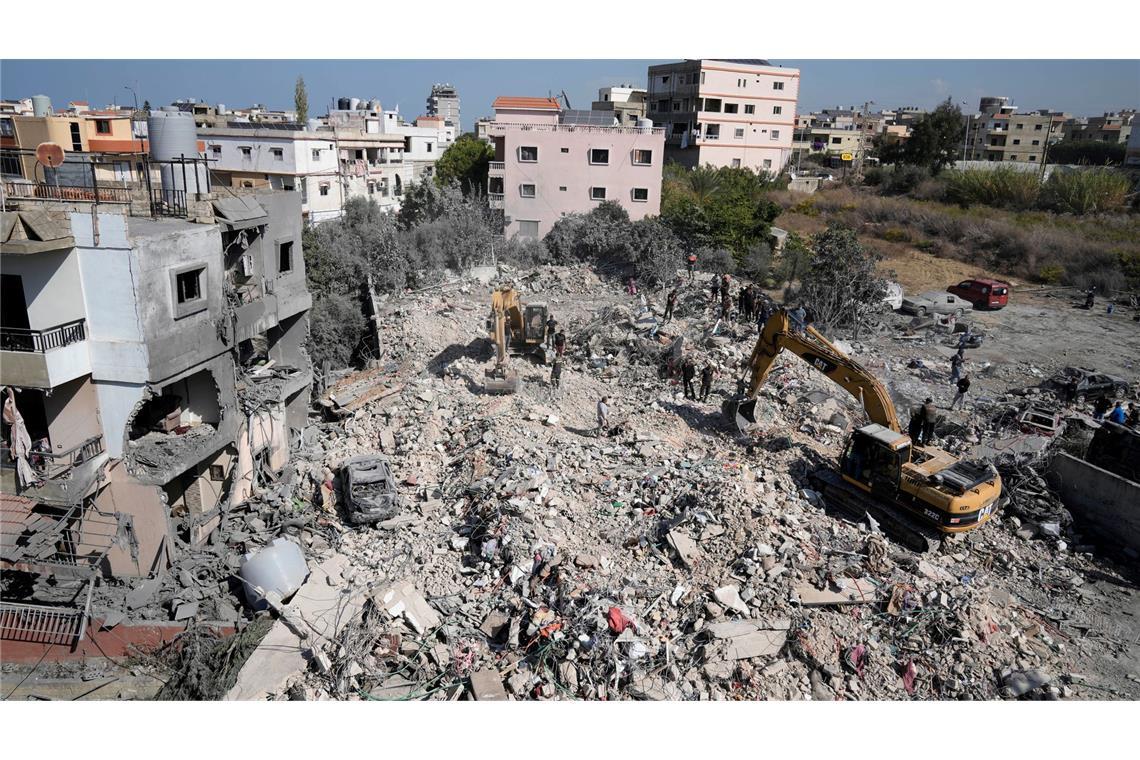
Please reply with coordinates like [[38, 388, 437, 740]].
[[3, 60, 1137, 123]]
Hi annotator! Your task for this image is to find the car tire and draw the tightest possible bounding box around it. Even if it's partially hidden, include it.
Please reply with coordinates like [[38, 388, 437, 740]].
[[917, 307, 927, 316], [954, 309, 963, 318], [1075, 393, 1086, 405]]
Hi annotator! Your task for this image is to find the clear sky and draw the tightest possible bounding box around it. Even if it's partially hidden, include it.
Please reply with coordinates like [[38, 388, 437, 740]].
[[2, 60, 1137, 123]]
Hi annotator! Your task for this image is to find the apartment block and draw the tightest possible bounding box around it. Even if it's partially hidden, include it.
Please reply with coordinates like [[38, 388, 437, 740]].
[[1127, 123, 1140, 167], [591, 86, 649, 128], [327, 102, 455, 183], [1, 132, 312, 640], [427, 83, 461, 134], [645, 59, 799, 173], [1063, 110, 1135, 145], [962, 97, 1065, 165], [485, 96, 665, 239]]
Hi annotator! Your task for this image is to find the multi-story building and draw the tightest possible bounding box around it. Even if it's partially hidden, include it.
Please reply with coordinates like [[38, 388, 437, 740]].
[[591, 86, 648, 127], [645, 59, 799, 173], [327, 102, 454, 183], [961, 97, 1065, 165], [485, 96, 664, 239], [1126, 123, 1140, 167], [1063, 110, 1135, 145], [426, 84, 461, 134], [792, 126, 863, 161], [1, 130, 312, 639]]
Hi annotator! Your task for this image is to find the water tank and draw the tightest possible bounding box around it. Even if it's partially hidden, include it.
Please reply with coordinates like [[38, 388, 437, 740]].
[[217, 103, 227, 114], [337, 97, 352, 111], [31, 95, 52, 117], [637, 118, 654, 130], [307, 118, 321, 132], [368, 99, 381, 112], [349, 97, 362, 111], [148, 110, 208, 195]]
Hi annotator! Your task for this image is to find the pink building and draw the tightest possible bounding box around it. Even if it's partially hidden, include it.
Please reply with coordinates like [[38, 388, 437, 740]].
[[487, 96, 665, 239], [647, 59, 800, 173]]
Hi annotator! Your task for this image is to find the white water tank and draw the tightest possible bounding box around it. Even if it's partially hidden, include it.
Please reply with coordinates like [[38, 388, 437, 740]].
[[148, 110, 208, 195], [349, 97, 361, 111], [31, 95, 52, 117]]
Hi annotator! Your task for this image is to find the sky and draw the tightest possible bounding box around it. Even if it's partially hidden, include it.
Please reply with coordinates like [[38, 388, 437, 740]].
[[2, 60, 1137, 123]]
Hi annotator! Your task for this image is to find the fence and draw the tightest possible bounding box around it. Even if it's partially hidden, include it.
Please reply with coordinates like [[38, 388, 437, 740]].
[[0, 319, 86, 353]]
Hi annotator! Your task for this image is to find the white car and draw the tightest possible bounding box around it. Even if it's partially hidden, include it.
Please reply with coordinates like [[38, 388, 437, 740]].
[[900, 291, 974, 317]]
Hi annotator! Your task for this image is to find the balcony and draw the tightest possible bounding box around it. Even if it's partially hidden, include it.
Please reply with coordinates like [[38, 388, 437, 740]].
[[488, 192, 504, 208], [1, 491, 121, 583], [2, 181, 131, 205], [486, 122, 664, 136], [1, 435, 109, 508], [489, 161, 505, 173], [0, 320, 91, 390]]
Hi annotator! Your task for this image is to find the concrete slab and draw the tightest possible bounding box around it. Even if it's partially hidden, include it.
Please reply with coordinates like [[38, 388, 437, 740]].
[[726, 630, 787, 660], [794, 578, 879, 606], [469, 668, 509, 701]]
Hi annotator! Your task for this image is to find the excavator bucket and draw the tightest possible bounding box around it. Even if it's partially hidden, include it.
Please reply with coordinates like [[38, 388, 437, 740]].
[[723, 398, 760, 433], [484, 370, 521, 395]]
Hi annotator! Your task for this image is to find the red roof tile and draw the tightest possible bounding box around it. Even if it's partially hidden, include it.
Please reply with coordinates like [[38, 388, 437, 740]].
[[492, 96, 561, 111]]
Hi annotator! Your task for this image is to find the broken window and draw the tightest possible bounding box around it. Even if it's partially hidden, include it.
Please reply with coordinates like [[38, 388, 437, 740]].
[[278, 240, 294, 274], [703, 98, 722, 113], [176, 268, 203, 303]]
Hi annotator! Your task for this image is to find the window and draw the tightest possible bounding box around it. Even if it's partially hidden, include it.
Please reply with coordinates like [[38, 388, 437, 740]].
[[831, 136, 842, 144], [632, 149, 653, 165], [210, 145, 221, 155], [518, 220, 540, 238], [177, 270, 202, 302], [724, 103, 739, 114], [589, 148, 609, 165], [771, 129, 780, 140], [368, 181, 375, 194], [1009, 155, 1018, 160], [95, 119, 112, 134], [660, 75, 670, 85], [519, 183, 536, 198], [278, 240, 294, 274], [70, 122, 82, 151], [700, 71, 706, 84], [559, 186, 567, 191], [271, 147, 284, 160], [1034, 124, 1043, 131], [773, 81, 784, 91], [1028, 155, 1037, 162], [240, 146, 252, 158], [560, 147, 569, 153], [744, 104, 755, 115], [171, 265, 207, 318], [1016, 123, 1024, 130], [488, 177, 504, 194], [632, 187, 649, 202], [1032, 139, 1040, 145], [763, 159, 772, 169], [1012, 139, 1021, 145], [209, 465, 225, 481], [312, 148, 321, 160], [731, 158, 741, 168], [703, 98, 722, 113], [519, 145, 538, 162], [772, 105, 782, 115], [734, 128, 745, 139], [0, 119, 13, 137], [319, 183, 330, 196], [590, 187, 607, 201], [705, 124, 720, 139], [657, 99, 669, 111]]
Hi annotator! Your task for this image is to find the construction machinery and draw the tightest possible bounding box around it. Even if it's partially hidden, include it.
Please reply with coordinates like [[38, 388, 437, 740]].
[[724, 309, 1002, 551], [484, 285, 549, 394]]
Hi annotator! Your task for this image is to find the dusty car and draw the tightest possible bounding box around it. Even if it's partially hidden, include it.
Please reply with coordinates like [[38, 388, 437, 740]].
[[1046, 367, 1131, 403], [342, 454, 400, 524], [900, 291, 974, 317], [881, 281, 904, 311]]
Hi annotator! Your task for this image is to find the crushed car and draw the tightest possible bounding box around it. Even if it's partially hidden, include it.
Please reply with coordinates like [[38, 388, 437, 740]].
[[342, 454, 401, 524], [1045, 367, 1131, 404], [900, 291, 974, 317]]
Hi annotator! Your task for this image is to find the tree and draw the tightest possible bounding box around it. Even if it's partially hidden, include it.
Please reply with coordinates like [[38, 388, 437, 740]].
[[796, 227, 888, 336], [661, 163, 781, 258], [1046, 141, 1125, 166], [294, 76, 308, 124], [898, 98, 963, 173], [435, 134, 495, 195], [141, 99, 152, 114]]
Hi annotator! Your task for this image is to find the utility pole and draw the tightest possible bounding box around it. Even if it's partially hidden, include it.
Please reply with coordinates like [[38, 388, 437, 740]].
[[960, 100, 971, 165]]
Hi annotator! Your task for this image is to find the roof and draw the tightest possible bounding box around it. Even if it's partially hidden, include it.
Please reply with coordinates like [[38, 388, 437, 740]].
[[492, 96, 561, 112], [960, 277, 1010, 286], [1, 209, 75, 254], [213, 196, 269, 229], [712, 59, 772, 67]]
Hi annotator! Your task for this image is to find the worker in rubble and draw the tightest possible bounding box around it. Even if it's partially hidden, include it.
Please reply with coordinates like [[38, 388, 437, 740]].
[[908, 407, 925, 445], [949, 374, 971, 410], [757, 298, 772, 330], [1092, 396, 1111, 421], [710, 278, 720, 307], [686, 253, 697, 282], [1127, 403, 1139, 428], [681, 357, 697, 400], [627, 276, 638, 296], [545, 315, 558, 349], [596, 396, 610, 436], [550, 359, 563, 390], [790, 304, 807, 334], [699, 361, 717, 402], [1084, 287, 1095, 309], [950, 351, 965, 384], [1108, 401, 1127, 424], [720, 284, 732, 320], [664, 288, 678, 323], [921, 397, 938, 443], [554, 329, 567, 358]]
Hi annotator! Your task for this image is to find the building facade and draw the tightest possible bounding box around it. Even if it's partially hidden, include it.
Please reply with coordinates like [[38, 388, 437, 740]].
[[1063, 111, 1135, 145], [485, 96, 664, 239], [591, 86, 648, 127], [427, 84, 461, 134], [961, 97, 1065, 165], [2, 156, 312, 632], [645, 59, 799, 173]]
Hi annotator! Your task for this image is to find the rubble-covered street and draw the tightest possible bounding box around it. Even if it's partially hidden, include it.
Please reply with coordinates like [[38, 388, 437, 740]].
[[151, 264, 1137, 703]]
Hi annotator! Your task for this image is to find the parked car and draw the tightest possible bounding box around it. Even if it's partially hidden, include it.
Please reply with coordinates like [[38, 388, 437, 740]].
[[881, 281, 904, 311], [900, 291, 974, 317], [1046, 366, 1131, 403], [342, 454, 400, 524], [947, 278, 1011, 310]]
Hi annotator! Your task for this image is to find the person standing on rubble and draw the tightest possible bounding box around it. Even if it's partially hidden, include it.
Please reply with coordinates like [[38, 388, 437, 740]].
[[699, 362, 717, 402], [1127, 402, 1139, 428], [550, 359, 563, 390], [720, 283, 732, 320], [1092, 396, 1111, 421], [908, 407, 925, 445], [664, 288, 678, 323], [554, 329, 567, 358], [682, 357, 697, 400], [757, 298, 772, 331], [949, 374, 971, 410], [790, 304, 807, 334], [545, 315, 557, 349], [596, 396, 610, 435], [921, 397, 938, 443], [950, 351, 965, 384], [1108, 401, 1126, 424], [686, 253, 697, 282]]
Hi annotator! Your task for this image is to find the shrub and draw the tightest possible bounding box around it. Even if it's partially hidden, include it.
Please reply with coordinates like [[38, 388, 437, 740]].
[[943, 166, 1041, 210], [700, 248, 738, 275], [882, 165, 930, 195], [790, 197, 819, 217], [738, 242, 773, 282], [1036, 265, 1064, 284], [862, 167, 885, 186], [1040, 168, 1131, 214], [881, 227, 910, 243], [308, 292, 367, 371]]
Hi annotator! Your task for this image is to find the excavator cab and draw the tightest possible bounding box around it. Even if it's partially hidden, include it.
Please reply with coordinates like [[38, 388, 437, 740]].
[[840, 424, 911, 498]]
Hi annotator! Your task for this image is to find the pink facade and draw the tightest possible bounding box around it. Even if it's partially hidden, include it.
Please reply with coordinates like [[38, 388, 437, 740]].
[[488, 97, 665, 239], [647, 59, 800, 173]]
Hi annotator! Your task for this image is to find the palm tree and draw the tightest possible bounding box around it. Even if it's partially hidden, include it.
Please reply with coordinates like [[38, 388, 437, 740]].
[[686, 165, 722, 205]]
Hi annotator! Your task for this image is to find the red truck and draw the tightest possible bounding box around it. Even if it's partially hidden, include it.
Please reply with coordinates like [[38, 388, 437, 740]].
[[947, 278, 1010, 310]]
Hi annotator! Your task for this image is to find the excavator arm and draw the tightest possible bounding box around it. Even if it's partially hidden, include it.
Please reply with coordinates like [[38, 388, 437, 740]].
[[484, 286, 521, 393], [728, 309, 901, 432]]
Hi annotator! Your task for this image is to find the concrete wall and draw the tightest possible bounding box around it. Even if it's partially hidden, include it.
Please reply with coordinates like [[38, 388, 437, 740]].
[[41, 375, 102, 455], [1050, 452, 1140, 556], [92, 380, 146, 458], [96, 460, 170, 578], [1, 248, 86, 330]]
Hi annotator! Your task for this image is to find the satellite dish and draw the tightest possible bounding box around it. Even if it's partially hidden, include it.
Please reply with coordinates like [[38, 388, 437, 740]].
[[36, 142, 66, 169]]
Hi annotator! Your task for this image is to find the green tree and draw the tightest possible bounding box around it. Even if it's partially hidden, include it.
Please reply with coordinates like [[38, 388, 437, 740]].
[[1046, 141, 1126, 166], [661, 163, 780, 258], [796, 226, 887, 336], [294, 76, 308, 124], [435, 134, 495, 195], [899, 98, 963, 173]]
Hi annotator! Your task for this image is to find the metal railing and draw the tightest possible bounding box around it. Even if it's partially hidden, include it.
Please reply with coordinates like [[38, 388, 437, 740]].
[[151, 187, 187, 217], [0, 599, 89, 645], [489, 161, 505, 171], [1, 435, 105, 481], [1, 181, 132, 204], [0, 319, 86, 353], [487, 122, 664, 136]]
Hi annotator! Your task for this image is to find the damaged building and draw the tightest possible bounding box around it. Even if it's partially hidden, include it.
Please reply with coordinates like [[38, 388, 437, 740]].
[[1, 117, 312, 650]]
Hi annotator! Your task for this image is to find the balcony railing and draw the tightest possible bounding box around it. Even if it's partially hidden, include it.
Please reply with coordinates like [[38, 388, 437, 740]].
[[487, 122, 664, 136], [1, 435, 105, 482], [489, 161, 505, 171], [0, 319, 87, 353], [1, 181, 131, 204]]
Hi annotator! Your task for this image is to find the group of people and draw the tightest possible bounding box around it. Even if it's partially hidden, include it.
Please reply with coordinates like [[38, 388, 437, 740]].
[[544, 315, 568, 390], [1093, 397, 1135, 425], [680, 356, 718, 403]]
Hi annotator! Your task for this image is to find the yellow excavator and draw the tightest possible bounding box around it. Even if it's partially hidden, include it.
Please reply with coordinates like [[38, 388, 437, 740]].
[[484, 285, 549, 394], [725, 308, 1002, 551]]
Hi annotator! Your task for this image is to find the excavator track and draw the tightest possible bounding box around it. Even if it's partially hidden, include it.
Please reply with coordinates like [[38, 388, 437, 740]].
[[808, 469, 943, 554]]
